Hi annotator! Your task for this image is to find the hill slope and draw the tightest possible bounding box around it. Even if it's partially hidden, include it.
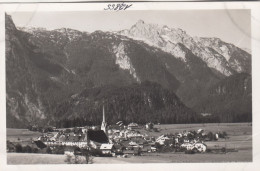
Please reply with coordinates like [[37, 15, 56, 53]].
[[53, 82, 198, 127], [194, 73, 252, 122]]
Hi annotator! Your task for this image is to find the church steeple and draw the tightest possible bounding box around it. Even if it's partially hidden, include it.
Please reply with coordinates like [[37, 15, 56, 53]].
[[102, 105, 105, 123], [101, 104, 107, 133]]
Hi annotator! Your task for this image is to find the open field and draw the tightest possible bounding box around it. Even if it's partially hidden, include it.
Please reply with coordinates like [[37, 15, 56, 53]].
[[141, 123, 252, 137], [7, 123, 252, 164], [7, 149, 252, 164], [94, 150, 252, 163], [7, 153, 67, 164], [7, 128, 42, 142]]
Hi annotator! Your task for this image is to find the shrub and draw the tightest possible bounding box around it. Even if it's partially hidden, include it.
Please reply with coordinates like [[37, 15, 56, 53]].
[[65, 152, 93, 164], [23, 145, 32, 153], [221, 147, 226, 153], [15, 144, 23, 153], [89, 148, 102, 156], [46, 147, 52, 154], [84, 153, 93, 164], [207, 132, 214, 141], [65, 153, 73, 164], [206, 149, 212, 153], [32, 148, 39, 153]]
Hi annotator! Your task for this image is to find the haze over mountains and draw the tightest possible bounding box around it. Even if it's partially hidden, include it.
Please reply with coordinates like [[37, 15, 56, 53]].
[[6, 14, 252, 128]]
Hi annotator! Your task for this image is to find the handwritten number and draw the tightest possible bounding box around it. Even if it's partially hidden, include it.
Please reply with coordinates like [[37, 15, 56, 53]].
[[125, 4, 132, 10], [104, 3, 132, 11], [104, 4, 111, 10]]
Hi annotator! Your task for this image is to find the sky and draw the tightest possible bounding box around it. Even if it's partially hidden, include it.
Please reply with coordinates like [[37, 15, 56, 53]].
[[9, 10, 251, 49]]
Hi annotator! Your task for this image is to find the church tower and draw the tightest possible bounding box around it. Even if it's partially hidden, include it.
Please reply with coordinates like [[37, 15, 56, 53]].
[[101, 104, 107, 133]]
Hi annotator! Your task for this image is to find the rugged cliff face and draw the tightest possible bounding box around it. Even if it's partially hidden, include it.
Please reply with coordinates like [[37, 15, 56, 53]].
[[194, 73, 252, 122], [6, 14, 252, 128]]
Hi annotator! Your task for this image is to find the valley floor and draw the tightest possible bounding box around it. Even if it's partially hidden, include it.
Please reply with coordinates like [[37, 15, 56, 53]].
[[7, 123, 252, 164]]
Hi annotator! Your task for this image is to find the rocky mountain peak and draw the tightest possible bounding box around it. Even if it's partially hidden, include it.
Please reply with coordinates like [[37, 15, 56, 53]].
[[5, 14, 17, 33], [119, 20, 251, 76], [18, 26, 47, 34], [136, 19, 145, 25]]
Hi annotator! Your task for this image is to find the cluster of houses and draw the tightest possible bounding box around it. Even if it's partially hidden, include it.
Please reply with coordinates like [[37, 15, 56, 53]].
[[34, 106, 225, 156], [37, 124, 215, 156]]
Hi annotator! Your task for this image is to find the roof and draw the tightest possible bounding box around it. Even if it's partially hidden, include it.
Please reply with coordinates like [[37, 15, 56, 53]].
[[116, 121, 123, 125], [87, 130, 109, 144], [114, 144, 123, 149], [100, 144, 114, 150], [128, 123, 138, 127], [34, 140, 47, 149], [197, 129, 204, 133], [129, 141, 138, 146], [58, 135, 66, 142], [79, 134, 86, 141], [66, 136, 80, 142]]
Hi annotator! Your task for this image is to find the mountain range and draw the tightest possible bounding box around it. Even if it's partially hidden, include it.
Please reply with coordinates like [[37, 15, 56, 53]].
[[6, 14, 252, 128]]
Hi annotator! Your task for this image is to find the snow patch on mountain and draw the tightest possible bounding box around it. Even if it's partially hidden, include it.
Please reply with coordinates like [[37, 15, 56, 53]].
[[113, 42, 141, 83]]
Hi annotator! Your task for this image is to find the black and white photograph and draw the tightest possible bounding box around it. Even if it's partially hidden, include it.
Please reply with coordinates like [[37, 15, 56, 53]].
[[1, 1, 260, 170]]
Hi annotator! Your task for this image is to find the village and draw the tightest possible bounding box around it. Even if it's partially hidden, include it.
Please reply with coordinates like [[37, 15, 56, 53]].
[[7, 105, 230, 162]]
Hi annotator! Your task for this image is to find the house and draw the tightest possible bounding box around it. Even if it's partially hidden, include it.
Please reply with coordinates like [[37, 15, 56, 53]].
[[194, 143, 207, 152], [201, 113, 212, 117], [150, 146, 157, 152], [100, 144, 115, 155], [114, 144, 124, 154], [180, 143, 195, 151], [128, 123, 139, 130], [123, 150, 139, 156], [116, 121, 123, 125], [128, 141, 137, 146], [141, 145, 151, 153], [145, 122, 154, 130], [58, 135, 66, 142], [183, 137, 190, 143], [156, 135, 170, 145], [197, 129, 204, 134]]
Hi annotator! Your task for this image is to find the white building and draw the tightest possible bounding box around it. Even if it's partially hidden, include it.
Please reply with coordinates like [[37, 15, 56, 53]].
[[100, 144, 114, 155]]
